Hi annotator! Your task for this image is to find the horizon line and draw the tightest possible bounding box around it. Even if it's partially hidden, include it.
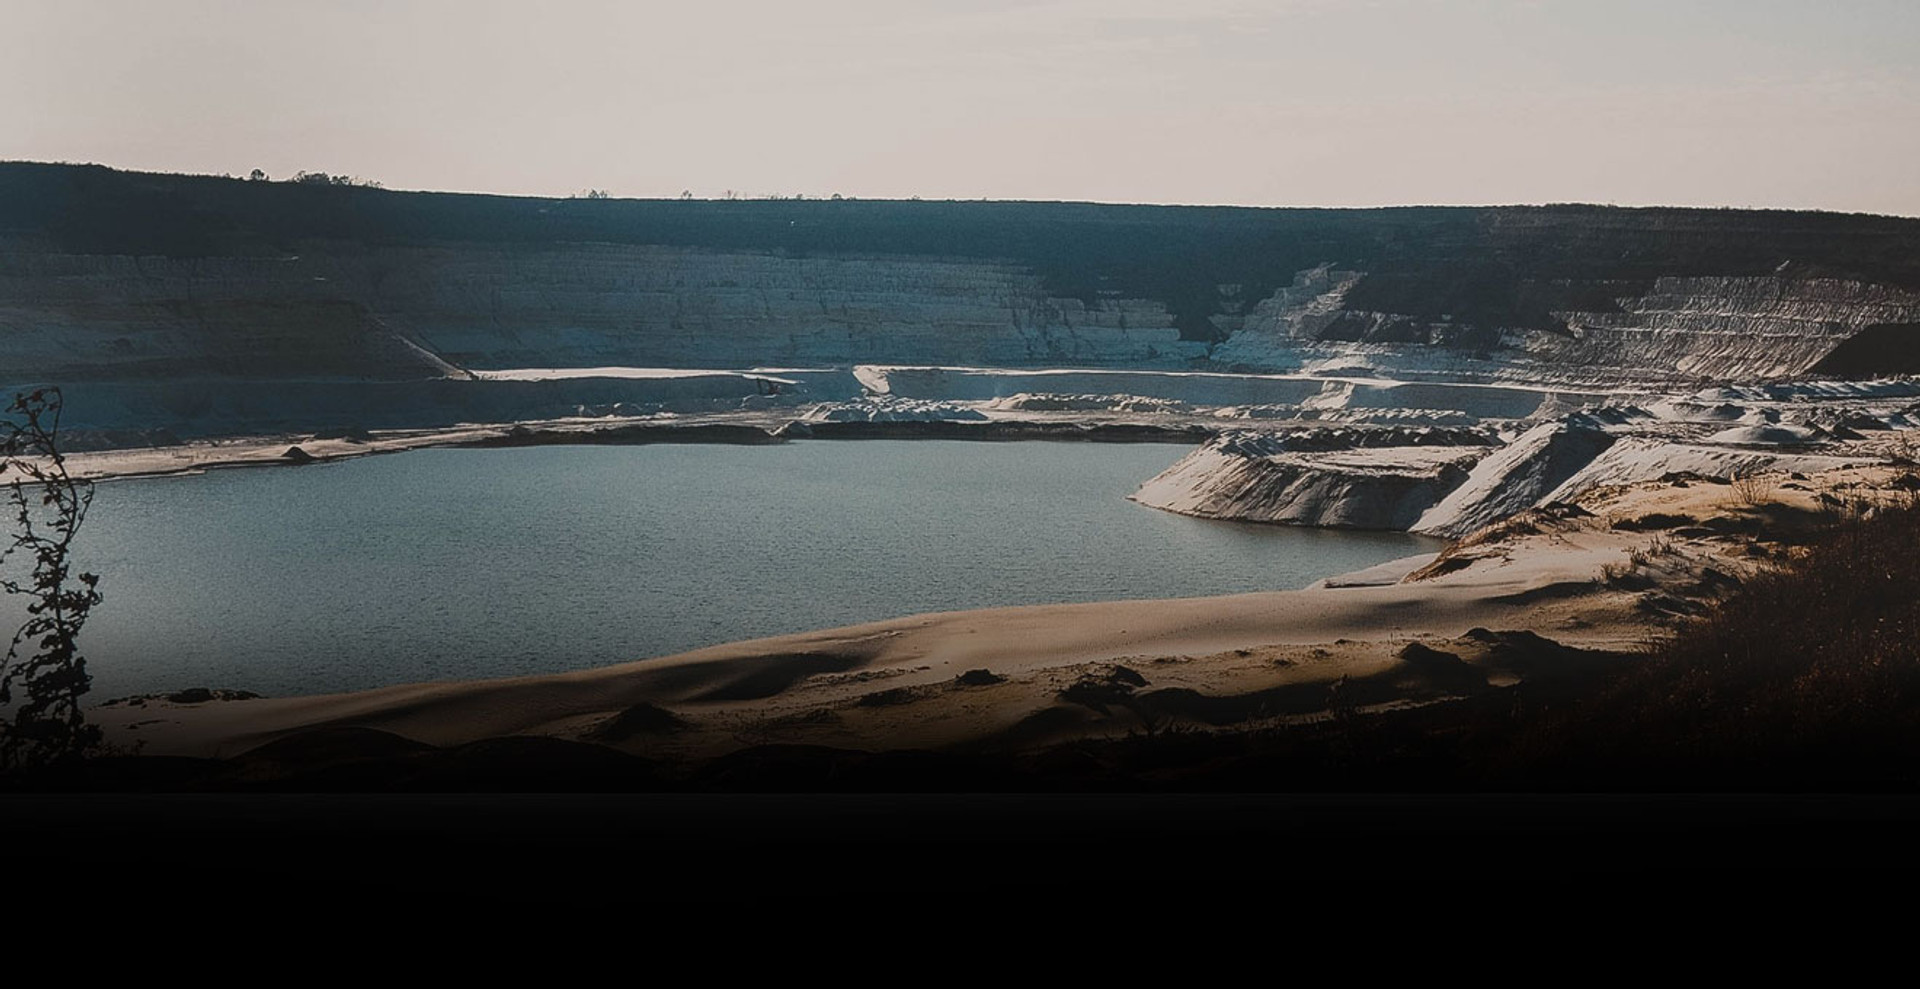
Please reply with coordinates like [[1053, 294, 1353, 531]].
[[9, 159, 1918, 222]]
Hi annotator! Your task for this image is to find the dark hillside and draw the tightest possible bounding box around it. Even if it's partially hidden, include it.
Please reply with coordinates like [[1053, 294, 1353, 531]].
[[7, 162, 1919, 344]]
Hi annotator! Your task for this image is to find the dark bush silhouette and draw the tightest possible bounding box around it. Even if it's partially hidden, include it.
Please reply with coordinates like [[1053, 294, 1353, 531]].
[[0, 388, 104, 769], [1505, 499, 1920, 787], [292, 170, 382, 188]]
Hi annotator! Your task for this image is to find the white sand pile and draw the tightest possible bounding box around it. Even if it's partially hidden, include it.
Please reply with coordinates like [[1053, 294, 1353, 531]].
[[1414, 419, 1616, 538]]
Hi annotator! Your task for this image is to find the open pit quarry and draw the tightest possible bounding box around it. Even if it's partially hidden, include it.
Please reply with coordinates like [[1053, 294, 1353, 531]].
[[8, 163, 1920, 542], [10, 163, 1920, 778]]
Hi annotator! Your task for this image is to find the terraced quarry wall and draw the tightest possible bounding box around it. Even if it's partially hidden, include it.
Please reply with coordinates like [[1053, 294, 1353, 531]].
[[5, 163, 1920, 397]]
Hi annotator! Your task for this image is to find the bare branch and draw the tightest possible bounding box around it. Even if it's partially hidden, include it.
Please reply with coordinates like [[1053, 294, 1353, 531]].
[[1, 387, 104, 769]]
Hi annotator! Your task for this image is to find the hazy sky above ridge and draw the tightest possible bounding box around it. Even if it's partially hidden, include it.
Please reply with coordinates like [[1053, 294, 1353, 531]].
[[5, 0, 1917, 213]]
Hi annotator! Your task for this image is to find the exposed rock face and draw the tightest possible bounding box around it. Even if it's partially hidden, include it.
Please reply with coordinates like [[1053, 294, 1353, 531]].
[[25, 247, 1908, 391], [0, 245, 1206, 383], [1538, 276, 1920, 380], [1211, 272, 1920, 385], [7, 164, 1920, 394], [1209, 264, 1363, 353], [11, 162, 1920, 473], [360, 245, 1206, 371], [0, 252, 460, 382]]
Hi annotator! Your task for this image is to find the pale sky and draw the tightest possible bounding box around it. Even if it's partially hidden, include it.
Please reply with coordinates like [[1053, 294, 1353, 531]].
[[5, 0, 1917, 214]]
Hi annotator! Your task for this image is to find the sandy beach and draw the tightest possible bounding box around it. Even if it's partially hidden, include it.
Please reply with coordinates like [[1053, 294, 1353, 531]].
[[92, 460, 1886, 773]]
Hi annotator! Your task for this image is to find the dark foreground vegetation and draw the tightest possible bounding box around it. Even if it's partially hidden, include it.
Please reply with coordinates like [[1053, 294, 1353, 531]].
[[1508, 497, 1920, 789], [1048, 497, 1920, 791]]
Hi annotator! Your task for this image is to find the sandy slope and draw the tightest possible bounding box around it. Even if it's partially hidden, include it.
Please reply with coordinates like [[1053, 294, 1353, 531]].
[[95, 463, 1886, 764]]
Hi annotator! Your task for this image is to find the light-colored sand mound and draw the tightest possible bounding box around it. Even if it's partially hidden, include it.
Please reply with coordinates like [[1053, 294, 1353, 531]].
[[1129, 428, 1493, 529], [1134, 443, 1483, 529], [1704, 424, 1826, 446], [1413, 419, 1616, 538], [1544, 439, 1862, 500], [801, 398, 987, 422], [985, 393, 1193, 415]]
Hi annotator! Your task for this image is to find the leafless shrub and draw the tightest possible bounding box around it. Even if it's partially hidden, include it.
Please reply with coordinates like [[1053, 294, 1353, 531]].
[[1886, 432, 1920, 466], [1626, 534, 1677, 569], [1729, 468, 1777, 508], [0, 388, 104, 769]]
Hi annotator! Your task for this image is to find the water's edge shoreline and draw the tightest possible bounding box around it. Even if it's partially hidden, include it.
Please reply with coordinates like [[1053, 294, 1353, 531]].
[[71, 415, 1219, 485], [78, 458, 1895, 783]]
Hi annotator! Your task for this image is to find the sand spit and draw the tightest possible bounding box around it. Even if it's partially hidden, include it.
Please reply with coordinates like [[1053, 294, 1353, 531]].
[[92, 461, 1904, 774], [60, 408, 1218, 481]]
